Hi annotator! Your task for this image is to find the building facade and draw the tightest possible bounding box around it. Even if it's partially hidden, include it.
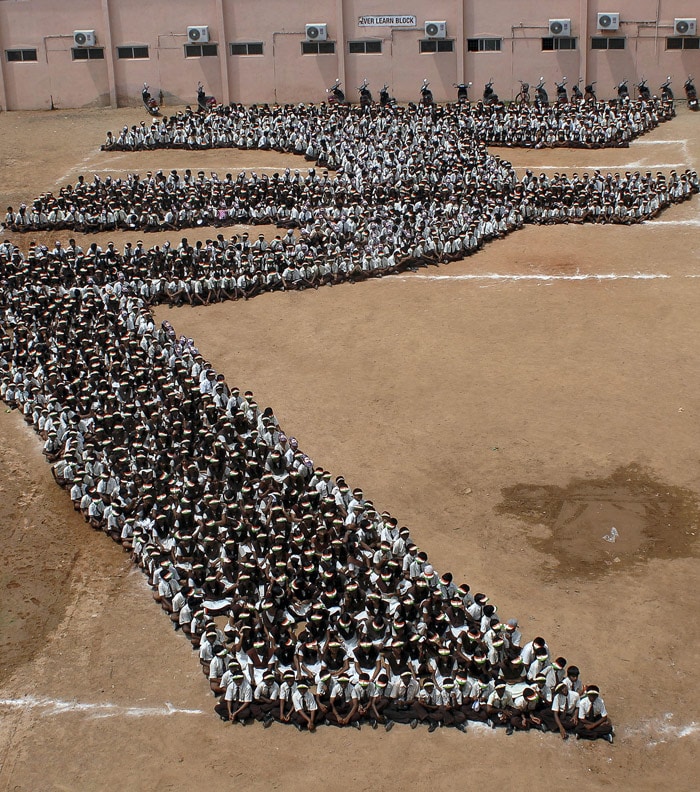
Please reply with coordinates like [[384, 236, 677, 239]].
[[0, 0, 698, 110]]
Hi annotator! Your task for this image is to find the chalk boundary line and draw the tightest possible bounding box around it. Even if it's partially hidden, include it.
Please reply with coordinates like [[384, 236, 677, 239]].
[[389, 272, 700, 283], [0, 695, 203, 719], [0, 695, 697, 746]]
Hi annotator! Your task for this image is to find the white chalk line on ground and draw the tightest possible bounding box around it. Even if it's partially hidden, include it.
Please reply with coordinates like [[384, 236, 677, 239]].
[[632, 137, 692, 163], [391, 272, 675, 283], [632, 139, 687, 145], [625, 713, 700, 746], [516, 163, 688, 170], [645, 218, 700, 226], [0, 695, 204, 719], [53, 151, 104, 188], [1, 695, 698, 743]]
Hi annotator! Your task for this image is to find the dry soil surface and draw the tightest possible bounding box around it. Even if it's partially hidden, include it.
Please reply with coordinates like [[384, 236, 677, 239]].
[[0, 105, 698, 792]]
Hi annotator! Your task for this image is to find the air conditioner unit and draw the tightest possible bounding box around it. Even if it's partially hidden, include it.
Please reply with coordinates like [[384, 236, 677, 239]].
[[597, 13, 620, 31], [73, 30, 96, 48], [549, 19, 572, 36], [425, 21, 447, 39], [674, 18, 697, 36], [305, 24, 328, 42], [187, 26, 210, 44]]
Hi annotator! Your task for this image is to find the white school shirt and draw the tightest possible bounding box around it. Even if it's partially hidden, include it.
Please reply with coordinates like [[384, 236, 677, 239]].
[[224, 679, 253, 703], [330, 682, 357, 703], [254, 680, 280, 701], [578, 695, 607, 720], [551, 689, 579, 715], [292, 688, 318, 712], [487, 689, 514, 709]]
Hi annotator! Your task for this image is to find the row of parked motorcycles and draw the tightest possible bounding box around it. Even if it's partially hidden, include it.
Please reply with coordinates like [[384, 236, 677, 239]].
[[140, 75, 697, 116], [141, 82, 219, 116], [612, 76, 697, 110], [327, 75, 698, 110]]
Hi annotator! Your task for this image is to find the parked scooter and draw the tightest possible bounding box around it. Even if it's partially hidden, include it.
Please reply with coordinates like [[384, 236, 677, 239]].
[[615, 79, 629, 102], [685, 76, 698, 111], [535, 78, 549, 106], [453, 82, 472, 103], [660, 76, 674, 101], [141, 83, 160, 116], [379, 84, 396, 108], [197, 82, 217, 112], [584, 80, 597, 102], [358, 79, 372, 109], [326, 79, 347, 105], [636, 78, 651, 101], [420, 79, 434, 106], [571, 78, 584, 102], [483, 79, 498, 105], [555, 77, 568, 104]]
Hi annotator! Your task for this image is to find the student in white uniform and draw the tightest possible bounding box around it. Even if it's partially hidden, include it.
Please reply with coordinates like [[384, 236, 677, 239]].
[[508, 687, 542, 734], [575, 685, 613, 743], [542, 681, 580, 739], [291, 679, 318, 732], [215, 671, 253, 724], [251, 671, 279, 727], [486, 680, 514, 729]]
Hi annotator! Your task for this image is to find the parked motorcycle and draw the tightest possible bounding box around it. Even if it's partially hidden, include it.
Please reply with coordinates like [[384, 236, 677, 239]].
[[660, 76, 674, 101], [358, 79, 372, 109], [636, 78, 651, 101], [197, 82, 217, 112], [685, 76, 698, 111], [483, 79, 498, 105], [555, 77, 568, 104], [571, 78, 583, 102], [584, 81, 597, 102], [420, 79, 434, 106], [615, 79, 629, 102], [141, 83, 160, 116], [379, 84, 396, 108], [453, 82, 472, 103], [326, 79, 347, 105], [535, 78, 549, 106]]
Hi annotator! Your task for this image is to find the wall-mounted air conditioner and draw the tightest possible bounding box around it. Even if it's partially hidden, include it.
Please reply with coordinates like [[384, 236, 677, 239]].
[[549, 19, 572, 36], [187, 26, 210, 44], [73, 30, 96, 47], [674, 18, 697, 36], [597, 13, 620, 31], [425, 21, 447, 39], [305, 24, 328, 42]]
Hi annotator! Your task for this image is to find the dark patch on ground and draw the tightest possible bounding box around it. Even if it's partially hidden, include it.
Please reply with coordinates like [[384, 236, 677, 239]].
[[496, 464, 699, 577]]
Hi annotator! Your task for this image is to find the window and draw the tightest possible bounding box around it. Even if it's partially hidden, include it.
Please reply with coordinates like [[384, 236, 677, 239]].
[[420, 39, 455, 53], [467, 38, 502, 52], [117, 46, 149, 59], [666, 36, 699, 50], [72, 47, 105, 60], [301, 41, 336, 54], [185, 43, 218, 57], [230, 42, 263, 55], [591, 36, 625, 50], [348, 40, 382, 54], [542, 37, 577, 51], [6, 48, 38, 62]]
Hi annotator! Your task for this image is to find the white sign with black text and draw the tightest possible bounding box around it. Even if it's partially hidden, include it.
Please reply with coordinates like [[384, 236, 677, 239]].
[[358, 15, 417, 28]]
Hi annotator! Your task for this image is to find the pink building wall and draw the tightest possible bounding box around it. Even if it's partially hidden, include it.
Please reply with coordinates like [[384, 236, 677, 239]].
[[0, 0, 698, 110]]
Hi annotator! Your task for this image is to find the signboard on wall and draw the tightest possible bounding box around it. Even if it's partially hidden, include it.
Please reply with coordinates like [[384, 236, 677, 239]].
[[358, 15, 417, 27]]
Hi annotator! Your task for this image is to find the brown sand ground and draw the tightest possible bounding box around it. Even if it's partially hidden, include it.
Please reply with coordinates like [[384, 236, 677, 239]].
[[0, 106, 699, 792]]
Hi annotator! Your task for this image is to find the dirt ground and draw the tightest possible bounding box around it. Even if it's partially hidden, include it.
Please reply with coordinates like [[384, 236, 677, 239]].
[[0, 106, 699, 792]]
